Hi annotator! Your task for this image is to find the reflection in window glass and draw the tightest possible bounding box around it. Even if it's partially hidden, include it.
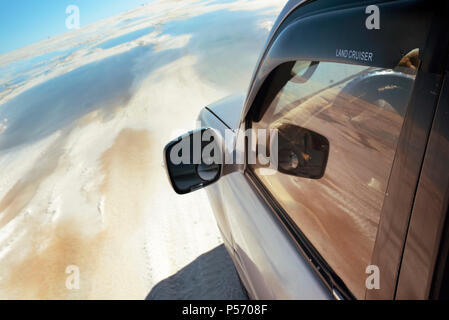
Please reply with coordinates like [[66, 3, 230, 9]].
[[250, 60, 416, 298]]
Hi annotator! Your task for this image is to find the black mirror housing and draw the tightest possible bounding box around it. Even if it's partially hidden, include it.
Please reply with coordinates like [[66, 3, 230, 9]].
[[163, 128, 223, 194]]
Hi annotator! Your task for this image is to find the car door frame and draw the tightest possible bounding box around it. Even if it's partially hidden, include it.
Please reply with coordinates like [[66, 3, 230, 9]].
[[235, 0, 445, 299], [395, 33, 449, 299]]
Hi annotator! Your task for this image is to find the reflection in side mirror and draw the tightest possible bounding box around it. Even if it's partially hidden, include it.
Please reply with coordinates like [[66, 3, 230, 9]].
[[274, 123, 329, 179], [163, 128, 223, 194]]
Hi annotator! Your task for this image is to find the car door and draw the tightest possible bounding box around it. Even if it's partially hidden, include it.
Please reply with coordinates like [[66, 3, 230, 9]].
[[215, 0, 443, 299]]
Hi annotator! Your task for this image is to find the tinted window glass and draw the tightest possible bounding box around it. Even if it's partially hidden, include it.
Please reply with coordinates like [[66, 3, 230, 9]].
[[250, 59, 417, 298]]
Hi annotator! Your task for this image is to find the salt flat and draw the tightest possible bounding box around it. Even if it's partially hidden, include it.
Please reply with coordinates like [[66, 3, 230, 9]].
[[0, 0, 285, 299]]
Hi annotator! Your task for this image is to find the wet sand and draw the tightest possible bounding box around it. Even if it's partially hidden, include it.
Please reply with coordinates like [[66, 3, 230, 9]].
[[0, 128, 152, 299]]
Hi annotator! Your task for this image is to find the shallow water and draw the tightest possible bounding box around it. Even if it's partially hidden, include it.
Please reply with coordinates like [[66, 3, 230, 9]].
[[0, 45, 152, 151], [95, 26, 155, 50], [0, 7, 272, 152], [161, 8, 271, 90]]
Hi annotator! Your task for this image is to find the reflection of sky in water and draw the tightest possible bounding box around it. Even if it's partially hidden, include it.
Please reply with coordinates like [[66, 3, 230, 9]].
[[6, 75, 27, 86], [0, 42, 190, 151], [161, 9, 270, 90], [116, 16, 147, 27], [0, 45, 149, 151], [0, 52, 59, 85], [95, 26, 154, 50], [0, 45, 87, 87], [0, 7, 272, 151], [206, 0, 238, 5]]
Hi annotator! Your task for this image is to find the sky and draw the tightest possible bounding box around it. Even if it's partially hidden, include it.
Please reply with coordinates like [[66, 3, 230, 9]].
[[0, 0, 154, 55]]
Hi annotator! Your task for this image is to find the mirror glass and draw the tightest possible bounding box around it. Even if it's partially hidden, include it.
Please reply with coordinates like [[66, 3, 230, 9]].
[[164, 128, 222, 194]]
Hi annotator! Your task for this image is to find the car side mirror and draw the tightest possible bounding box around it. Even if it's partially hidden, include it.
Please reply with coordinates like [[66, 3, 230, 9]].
[[163, 128, 224, 194]]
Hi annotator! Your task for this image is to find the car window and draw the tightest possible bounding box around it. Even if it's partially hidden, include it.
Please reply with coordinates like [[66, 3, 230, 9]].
[[249, 58, 417, 298]]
